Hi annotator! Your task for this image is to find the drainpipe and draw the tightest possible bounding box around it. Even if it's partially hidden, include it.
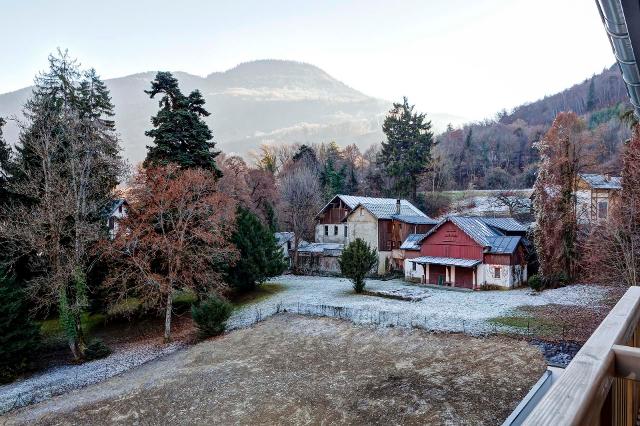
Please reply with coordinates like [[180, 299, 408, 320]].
[[396, 199, 401, 215], [596, 0, 640, 119]]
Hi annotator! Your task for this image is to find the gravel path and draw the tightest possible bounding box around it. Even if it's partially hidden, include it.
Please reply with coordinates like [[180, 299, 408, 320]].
[[0, 275, 608, 415]]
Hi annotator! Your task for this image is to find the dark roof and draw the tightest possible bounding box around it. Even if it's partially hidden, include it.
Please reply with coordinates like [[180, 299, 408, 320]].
[[579, 173, 622, 190], [391, 214, 438, 225], [486, 236, 522, 254], [400, 233, 428, 250], [415, 215, 527, 255], [103, 198, 127, 217], [480, 217, 529, 233]]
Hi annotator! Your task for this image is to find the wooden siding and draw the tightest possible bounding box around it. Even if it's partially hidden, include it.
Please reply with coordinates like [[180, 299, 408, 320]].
[[456, 267, 474, 288], [378, 219, 393, 251], [429, 264, 447, 285], [483, 253, 512, 265], [420, 221, 483, 260], [317, 198, 350, 224]]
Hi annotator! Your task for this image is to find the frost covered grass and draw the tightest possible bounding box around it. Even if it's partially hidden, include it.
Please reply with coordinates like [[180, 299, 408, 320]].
[[0, 274, 611, 415]]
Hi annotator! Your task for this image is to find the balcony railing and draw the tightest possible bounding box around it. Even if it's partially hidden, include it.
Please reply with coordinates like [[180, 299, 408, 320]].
[[522, 286, 640, 425]]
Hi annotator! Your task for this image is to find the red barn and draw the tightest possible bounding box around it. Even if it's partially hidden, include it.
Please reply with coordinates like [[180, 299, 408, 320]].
[[403, 216, 529, 289]]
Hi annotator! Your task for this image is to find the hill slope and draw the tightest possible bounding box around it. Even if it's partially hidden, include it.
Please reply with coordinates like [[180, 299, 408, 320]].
[[434, 65, 632, 190], [0, 60, 466, 163]]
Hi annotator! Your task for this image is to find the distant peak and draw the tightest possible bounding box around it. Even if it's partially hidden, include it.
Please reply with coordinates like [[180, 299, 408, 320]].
[[207, 59, 330, 79]]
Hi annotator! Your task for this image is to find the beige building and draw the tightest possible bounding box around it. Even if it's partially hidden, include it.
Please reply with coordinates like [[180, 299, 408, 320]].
[[315, 195, 436, 275], [576, 173, 621, 225]]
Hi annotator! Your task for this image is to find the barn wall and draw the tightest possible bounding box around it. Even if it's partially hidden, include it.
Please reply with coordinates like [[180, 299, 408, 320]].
[[483, 253, 512, 265], [420, 221, 483, 260]]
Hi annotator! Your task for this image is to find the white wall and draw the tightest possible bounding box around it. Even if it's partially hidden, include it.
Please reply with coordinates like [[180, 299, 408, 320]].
[[404, 259, 425, 282], [479, 264, 527, 288], [315, 223, 350, 244]]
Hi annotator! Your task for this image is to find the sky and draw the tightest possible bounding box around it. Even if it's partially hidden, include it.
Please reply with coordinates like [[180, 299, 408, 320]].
[[1, 0, 616, 121]]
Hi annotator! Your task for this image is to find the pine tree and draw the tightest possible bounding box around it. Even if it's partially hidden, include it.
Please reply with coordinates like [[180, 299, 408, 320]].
[[6, 50, 124, 359], [339, 238, 378, 293], [0, 117, 11, 203], [0, 270, 41, 383], [378, 97, 433, 200], [586, 78, 598, 112], [144, 72, 221, 176], [226, 206, 287, 292]]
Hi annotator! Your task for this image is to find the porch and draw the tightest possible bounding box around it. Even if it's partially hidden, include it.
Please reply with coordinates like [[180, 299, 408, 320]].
[[407, 256, 481, 290]]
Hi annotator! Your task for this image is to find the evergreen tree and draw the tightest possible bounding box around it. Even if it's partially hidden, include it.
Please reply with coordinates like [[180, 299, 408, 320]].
[[378, 97, 433, 200], [226, 206, 287, 292], [586, 78, 598, 112], [339, 238, 378, 293], [0, 270, 41, 383], [144, 72, 221, 176], [6, 50, 124, 359], [0, 118, 11, 203]]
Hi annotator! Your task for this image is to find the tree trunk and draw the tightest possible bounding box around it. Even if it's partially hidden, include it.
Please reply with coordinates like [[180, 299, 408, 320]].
[[293, 237, 300, 275], [164, 289, 173, 342]]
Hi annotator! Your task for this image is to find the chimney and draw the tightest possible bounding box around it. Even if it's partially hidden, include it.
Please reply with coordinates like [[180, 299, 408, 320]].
[[604, 173, 611, 182], [396, 199, 401, 215]]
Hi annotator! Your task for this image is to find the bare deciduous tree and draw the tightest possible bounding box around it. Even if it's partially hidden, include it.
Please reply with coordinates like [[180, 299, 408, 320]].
[[279, 165, 322, 272]]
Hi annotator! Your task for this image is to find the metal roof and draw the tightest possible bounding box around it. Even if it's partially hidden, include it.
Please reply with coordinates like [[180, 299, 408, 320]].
[[411, 256, 481, 268], [391, 215, 438, 225], [400, 233, 428, 250], [417, 215, 526, 254], [579, 173, 622, 190], [317, 194, 433, 222], [358, 202, 429, 220], [481, 217, 529, 233], [486, 236, 522, 254], [297, 242, 344, 256], [274, 232, 294, 245]]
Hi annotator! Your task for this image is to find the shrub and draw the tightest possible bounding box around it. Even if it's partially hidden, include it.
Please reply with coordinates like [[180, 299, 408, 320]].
[[84, 339, 112, 360], [0, 271, 41, 383], [415, 192, 452, 217], [191, 296, 233, 338], [339, 238, 378, 293], [528, 274, 543, 292]]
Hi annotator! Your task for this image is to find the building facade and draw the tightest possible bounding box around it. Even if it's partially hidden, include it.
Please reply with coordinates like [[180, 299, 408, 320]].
[[575, 173, 621, 225], [315, 195, 436, 274], [404, 216, 529, 289]]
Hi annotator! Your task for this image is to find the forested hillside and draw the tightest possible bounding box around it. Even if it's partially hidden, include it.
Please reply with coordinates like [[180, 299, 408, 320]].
[[433, 65, 632, 190]]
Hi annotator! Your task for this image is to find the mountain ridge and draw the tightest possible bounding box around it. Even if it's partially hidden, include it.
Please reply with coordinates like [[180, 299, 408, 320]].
[[0, 59, 467, 163]]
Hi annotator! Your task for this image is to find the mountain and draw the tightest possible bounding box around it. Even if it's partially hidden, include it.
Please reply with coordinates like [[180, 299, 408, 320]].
[[0, 60, 467, 163]]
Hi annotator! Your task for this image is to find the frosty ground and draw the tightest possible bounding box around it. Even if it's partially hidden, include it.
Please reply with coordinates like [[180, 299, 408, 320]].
[[3, 314, 546, 425], [0, 275, 612, 415]]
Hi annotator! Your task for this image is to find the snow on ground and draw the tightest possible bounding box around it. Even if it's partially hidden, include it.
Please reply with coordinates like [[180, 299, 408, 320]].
[[0, 341, 185, 414], [229, 276, 608, 335], [0, 275, 608, 414]]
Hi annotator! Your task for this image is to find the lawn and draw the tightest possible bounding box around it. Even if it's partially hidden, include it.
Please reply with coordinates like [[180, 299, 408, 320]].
[[6, 314, 546, 425]]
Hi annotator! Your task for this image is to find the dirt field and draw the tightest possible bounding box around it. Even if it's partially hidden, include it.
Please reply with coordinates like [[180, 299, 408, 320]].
[[3, 314, 546, 425]]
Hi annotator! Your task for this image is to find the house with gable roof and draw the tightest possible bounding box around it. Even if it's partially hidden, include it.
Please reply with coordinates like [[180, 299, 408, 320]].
[[315, 194, 437, 274], [403, 216, 529, 289], [576, 173, 621, 225]]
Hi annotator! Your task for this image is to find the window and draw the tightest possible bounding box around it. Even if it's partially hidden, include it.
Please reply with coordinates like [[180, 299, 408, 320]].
[[287, 241, 291, 250], [494, 267, 501, 279], [598, 201, 608, 220], [324, 225, 329, 236], [334, 225, 338, 235], [108, 216, 115, 230], [412, 262, 416, 271], [118, 205, 123, 213], [344, 226, 348, 237]]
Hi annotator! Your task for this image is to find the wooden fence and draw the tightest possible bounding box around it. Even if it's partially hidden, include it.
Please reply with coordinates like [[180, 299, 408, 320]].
[[523, 286, 640, 425]]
